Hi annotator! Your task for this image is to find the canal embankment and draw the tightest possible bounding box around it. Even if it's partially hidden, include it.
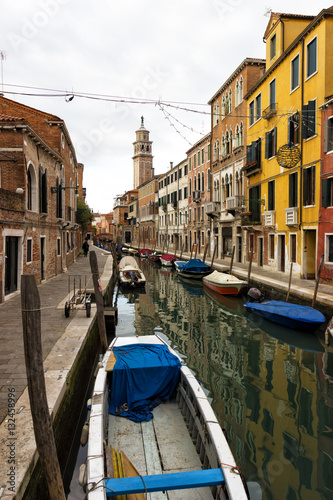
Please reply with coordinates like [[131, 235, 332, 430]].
[[0, 244, 114, 500]]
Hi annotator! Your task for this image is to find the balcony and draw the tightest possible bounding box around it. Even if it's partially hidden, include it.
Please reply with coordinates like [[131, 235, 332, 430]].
[[264, 210, 275, 227], [192, 190, 201, 203], [285, 207, 298, 226], [262, 102, 277, 120], [206, 201, 220, 214], [242, 160, 261, 177], [225, 195, 246, 211], [162, 204, 167, 212]]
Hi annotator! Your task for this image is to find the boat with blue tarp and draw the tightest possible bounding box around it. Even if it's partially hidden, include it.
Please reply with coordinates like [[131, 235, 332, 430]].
[[244, 299, 326, 332], [83, 334, 249, 499], [177, 258, 211, 280]]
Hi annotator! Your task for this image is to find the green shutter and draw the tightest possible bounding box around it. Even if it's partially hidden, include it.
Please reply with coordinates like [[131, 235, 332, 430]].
[[301, 103, 309, 140], [273, 127, 277, 155], [323, 119, 328, 153], [265, 132, 269, 159], [322, 178, 330, 208], [308, 100, 316, 137], [303, 168, 309, 206]]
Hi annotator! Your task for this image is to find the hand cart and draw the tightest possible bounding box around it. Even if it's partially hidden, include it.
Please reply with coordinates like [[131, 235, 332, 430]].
[[64, 274, 92, 318]]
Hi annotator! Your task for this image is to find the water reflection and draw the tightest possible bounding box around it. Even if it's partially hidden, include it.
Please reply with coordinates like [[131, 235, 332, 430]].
[[120, 261, 333, 500]]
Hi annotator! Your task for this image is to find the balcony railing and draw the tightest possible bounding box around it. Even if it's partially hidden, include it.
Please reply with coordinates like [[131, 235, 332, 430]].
[[206, 201, 220, 214], [285, 207, 298, 226], [264, 210, 275, 227], [262, 102, 277, 120], [225, 195, 245, 211]]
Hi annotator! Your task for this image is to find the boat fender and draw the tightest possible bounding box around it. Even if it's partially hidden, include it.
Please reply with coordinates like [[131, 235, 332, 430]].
[[78, 463, 87, 487], [87, 398, 92, 410], [94, 361, 103, 377], [80, 422, 89, 446]]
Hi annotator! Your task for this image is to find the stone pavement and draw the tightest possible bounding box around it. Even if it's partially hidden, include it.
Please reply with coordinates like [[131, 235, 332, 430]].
[[0, 243, 111, 424]]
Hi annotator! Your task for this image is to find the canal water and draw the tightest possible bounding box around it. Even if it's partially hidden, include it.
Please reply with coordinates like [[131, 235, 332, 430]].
[[67, 259, 333, 500]]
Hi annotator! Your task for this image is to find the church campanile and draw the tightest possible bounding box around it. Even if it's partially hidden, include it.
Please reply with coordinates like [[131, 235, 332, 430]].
[[133, 117, 154, 189]]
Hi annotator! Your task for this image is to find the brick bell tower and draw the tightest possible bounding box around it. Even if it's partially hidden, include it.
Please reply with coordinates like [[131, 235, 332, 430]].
[[133, 116, 154, 188]]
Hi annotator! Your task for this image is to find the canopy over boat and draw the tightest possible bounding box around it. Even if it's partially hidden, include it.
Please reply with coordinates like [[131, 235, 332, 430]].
[[182, 259, 210, 272], [244, 300, 326, 331], [160, 254, 177, 262]]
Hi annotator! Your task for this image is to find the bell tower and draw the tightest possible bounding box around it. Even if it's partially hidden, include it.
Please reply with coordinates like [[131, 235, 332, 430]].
[[133, 116, 154, 188]]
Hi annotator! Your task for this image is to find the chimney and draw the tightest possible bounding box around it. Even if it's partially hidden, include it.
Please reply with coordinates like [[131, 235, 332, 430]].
[[170, 162, 173, 170]]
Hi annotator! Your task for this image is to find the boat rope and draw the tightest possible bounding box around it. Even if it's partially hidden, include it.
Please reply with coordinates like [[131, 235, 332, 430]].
[[218, 462, 251, 500], [139, 474, 148, 499]]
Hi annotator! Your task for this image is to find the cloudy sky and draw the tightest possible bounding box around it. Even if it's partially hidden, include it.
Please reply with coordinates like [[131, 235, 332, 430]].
[[1, 0, 330, 213]]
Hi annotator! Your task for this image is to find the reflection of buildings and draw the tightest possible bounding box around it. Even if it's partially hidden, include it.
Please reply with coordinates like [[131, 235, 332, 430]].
[[141, 266, 333, 498]]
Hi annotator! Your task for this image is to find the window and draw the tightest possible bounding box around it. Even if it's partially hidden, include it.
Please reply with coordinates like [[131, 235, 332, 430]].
[[265, 127, 277, 158], [194, 154, 197, 168], [57, 237, 61, 256], [213, 102, 219, 127], [255, 94, 261, 121], [268, 180, 275, 211], [291, 55, 300, 91], [303, 165, 315, 206], [270, 34, 276, 60], [322, 177, 333, 207], [325, 234, 333, 263], [269, 234, 275, 260], [201, 149, 204, 164], [307, 37, 317, 78], [39, 165, 48, 214], [302, 100, 316, 139], [290, 234, 297, 263], [323, 117, 333, 153], [269, 79, 276, 109], [288, 112, 300, 146], [221, 96, 226, 119], [27, 163, 37, 212], [27, 238, 32, 263], [207, 144, 211, 161], [207, 169, 211, 190], [246, 138, 262, 165], [249, 185, 261, 222], [184, 186, 188, 199], [289, 172, 298, 207], [184, 164, 188, 175], [249, 101, 255, 126], [197, 152, 200, 166], [201, 172, 205, 192]]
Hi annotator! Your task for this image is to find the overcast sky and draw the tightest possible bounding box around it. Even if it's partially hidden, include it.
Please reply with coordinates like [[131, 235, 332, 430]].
[[1, 0, 330, 213]]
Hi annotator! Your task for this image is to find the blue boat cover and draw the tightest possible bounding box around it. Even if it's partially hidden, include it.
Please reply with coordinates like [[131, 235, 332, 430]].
[[109, 343, 182, 422], [244, 300, 326, 330], [182, 259, 210, 272]]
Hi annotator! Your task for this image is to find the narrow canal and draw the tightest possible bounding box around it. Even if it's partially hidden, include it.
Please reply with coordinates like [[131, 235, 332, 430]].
[[67, 258, 333, 500]]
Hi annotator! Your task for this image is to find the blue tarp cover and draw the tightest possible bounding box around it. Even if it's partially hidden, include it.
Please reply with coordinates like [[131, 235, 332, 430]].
[[109, 343, 182, 422], [183, 259, 210, 272]]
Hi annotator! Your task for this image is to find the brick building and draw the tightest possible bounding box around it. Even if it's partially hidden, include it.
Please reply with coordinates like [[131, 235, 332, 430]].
[[0, 97, 84, 301]]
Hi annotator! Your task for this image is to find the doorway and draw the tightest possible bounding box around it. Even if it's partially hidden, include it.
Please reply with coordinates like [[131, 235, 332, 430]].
[[258, 237, 264, 267], [303, 229, 316, 279], [278, 234, 285, 272], [5, 236, 18, 295], [40, 237, 46, 281], [236, 236, 242, 263]]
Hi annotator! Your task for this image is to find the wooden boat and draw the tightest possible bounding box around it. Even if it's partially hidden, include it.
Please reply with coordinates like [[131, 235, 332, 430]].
[[84, 334, 249, 499], [160, 254, 177, 267], [128, 247, 138, 255], [203, 271, 247, 296], [177, 258, 211, 280], [148, 251, 162, 263], [118, 256, 146, 288], [244, 299, 326, 332], [138, 248, 152, 258]]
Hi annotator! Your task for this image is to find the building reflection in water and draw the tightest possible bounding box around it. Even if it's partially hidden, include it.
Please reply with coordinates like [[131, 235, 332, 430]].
[[116, 260, 333, 500]]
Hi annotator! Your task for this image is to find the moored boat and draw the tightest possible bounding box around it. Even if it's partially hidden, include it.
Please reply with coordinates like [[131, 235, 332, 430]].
[[177, 258, 211, 280], [203, 270, 247, 296], [83, 334, 249, 499], [148, 251, 162, 263], [160, 254, 177, 266], [118, 256, 146, 288], [244, 299, 326, 331], [138, 248, 152, 258]]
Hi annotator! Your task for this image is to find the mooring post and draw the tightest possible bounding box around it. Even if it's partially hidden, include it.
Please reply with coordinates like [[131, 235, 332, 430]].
[[89, 250, 108, 351], [229, 246, 235, 274], [286, 262, 293, 302], [248, 248, 254, 284], [21, 275, 66, 500], [312, 254, 324, 308], [211, 239, 217, 269], [203, 243, 208, 264]]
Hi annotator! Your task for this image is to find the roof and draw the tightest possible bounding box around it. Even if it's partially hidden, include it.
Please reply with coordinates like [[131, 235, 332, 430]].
[[0, 113, 25, 122], [263, 11, 315, 40]]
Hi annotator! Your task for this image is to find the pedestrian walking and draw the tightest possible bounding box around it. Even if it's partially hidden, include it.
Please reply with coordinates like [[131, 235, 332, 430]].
[[82, 240, 89, 257]]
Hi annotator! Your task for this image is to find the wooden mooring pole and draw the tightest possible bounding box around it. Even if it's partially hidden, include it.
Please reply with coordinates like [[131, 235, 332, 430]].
[[229, 246, 235, 274], [211, 239, 217, 269], [21, 275, 66, 500], [247, 248, 254, 284], [89, 250, 108, 351], [286, 263, 293, 302], [312, 254, 324, 308]]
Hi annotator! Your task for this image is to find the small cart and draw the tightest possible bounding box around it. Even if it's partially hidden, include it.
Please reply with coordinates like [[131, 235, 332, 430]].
[[65, 274, 92, 318]]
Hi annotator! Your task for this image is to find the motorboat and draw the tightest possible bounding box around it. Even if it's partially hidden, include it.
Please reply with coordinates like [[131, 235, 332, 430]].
[[138, 248, 152, 258], [177, 259, 211, 280], [148, 251, 162, 263], [118, 256, 146, 288], [160, 254, 177, 267], [244, 299, 326, 332], [128, 247, 139, 255], [82, 334, 249, 499], [203, 271, 247, 296]]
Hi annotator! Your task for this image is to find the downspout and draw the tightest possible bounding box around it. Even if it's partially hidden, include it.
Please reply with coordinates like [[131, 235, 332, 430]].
[[280, 19, 285, 52], [299, 38, 304, 232]]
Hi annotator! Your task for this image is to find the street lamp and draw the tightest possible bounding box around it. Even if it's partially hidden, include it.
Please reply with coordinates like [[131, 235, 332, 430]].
[[51, 185, 79, 195]]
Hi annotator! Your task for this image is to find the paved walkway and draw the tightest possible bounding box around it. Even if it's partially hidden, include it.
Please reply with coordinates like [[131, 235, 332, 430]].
[[0, 243, 110, 424]]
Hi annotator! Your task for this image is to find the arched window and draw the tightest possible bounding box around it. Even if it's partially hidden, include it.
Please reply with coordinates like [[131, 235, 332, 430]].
[[194, 176, 197, 191], [225, 131, 230, 154], [239, 76, 243, 102], [229, 89, 232, 113], [213, 102, 219, 127], [235, 80, 239, 107], [207, 169, 211, 190], [229, 129, 233, 154], [221, 177, 225, 201], [201, 172, 205, 192], [235, 124, 240, 148], [197, 174, 201, 191], [26, 162, 37, 212], [229, 174, 233, 197], [221, 135, 226, 156], [222, 96, 226, 119], [240, 122, 244, 146]]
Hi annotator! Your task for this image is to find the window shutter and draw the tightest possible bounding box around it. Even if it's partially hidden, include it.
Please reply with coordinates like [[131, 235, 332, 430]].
[[311, 165, 315, 205], [323, 119, 328, 153], [42, 169, 48, 213], [308, 100, 316, 137], [265, 132, 269, 159], [303, 168, 309, 206], [39, 165, 43, 213], [322, 178, 330, 208], [301, 103, 308, 140], [273, 127, 277, 155]]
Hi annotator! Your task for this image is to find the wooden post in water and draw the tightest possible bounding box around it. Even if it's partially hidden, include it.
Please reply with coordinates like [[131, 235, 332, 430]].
[[180, 242, 184, 260], [286, 263, 293, 302], [247, 248, 254, 284], [21, 275, 66, 500], [211, 239, 217, 269], [312, 254, 324, 308], [194, 244, 198, 259], [203, 243, 208, 264], [190, 243, 194, 259], [229, 246, 235, 274], [89, 250, 108, 351]]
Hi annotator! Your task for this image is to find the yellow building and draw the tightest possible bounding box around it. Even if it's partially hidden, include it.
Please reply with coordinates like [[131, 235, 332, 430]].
[[243, 7, 333, 279]]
